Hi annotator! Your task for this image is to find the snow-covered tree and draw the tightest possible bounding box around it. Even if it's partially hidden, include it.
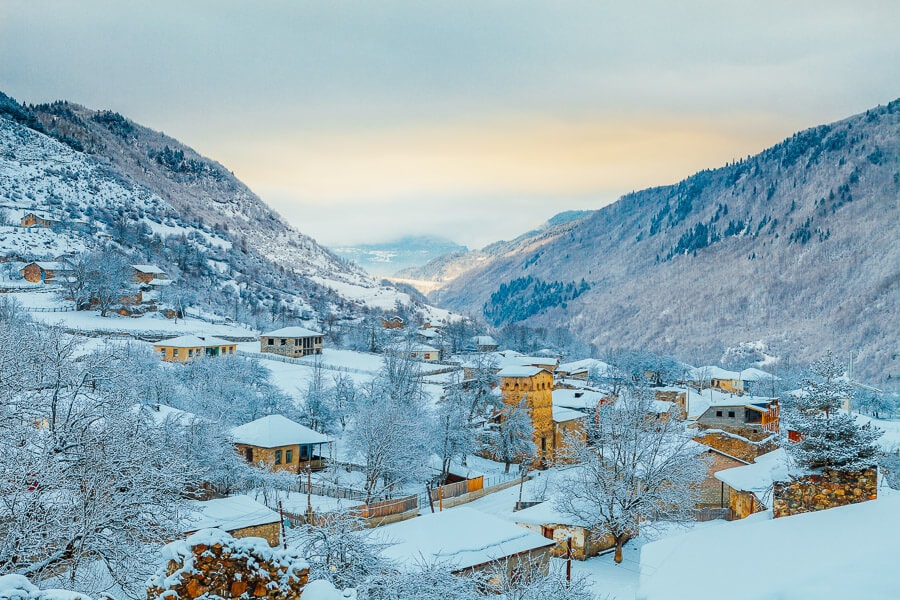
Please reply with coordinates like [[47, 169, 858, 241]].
[[555, 385, 705, 563], [433, 381, 477, 482], [297, 357, 334, 433], [486, 399, 535, 474], [784, 353, 882, 470]]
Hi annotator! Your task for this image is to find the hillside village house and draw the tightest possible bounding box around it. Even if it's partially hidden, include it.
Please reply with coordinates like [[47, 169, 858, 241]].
[[180, 495, 282, 547], [380, 316, 405, 329], [21, 261, 72, 283], [154, 335, 236, 362], [687, 366, 778, 396], [694, 396, 780, 435], [19, 211, 58, 228], [471, 335, 499, 352], [231, 414, 333, 473], [514, 500, 616, 560], [409, 343, 440, 361], [260, 326, 323, 358], [499, 366, 555, 466], [131, 264, 166, 284]]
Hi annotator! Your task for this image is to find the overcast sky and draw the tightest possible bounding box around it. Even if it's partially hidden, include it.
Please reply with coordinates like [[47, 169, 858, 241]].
[[1, 1, 898, 248]]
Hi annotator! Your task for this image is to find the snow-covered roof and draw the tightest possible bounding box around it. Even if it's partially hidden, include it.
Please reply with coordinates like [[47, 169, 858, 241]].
[[513, 500, 591, 528], [148, 278, 173, 286], [472, 335, 498, 346], [714, 448, 789, 493], [638, 495, 900, 600], [154, 335, 232, 348], [688, 366, 777, 382], [261, 326, 322, 338], [409, 343, 439, 352], [26, 261, 71, 271], [556, 358, 615, 377], [417, 328, 440, 339], [131, 264, 165, 274], [181, 495, 280, 533], [498, 366, 547, 378], [230, 414, 331, 448], [375, 507, 554, 572], [553, 388, 608, 410], [553, 406, 587, 423]]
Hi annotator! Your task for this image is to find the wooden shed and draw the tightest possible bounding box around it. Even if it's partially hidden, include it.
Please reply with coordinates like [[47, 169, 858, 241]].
[[231, 414, 333, 473], [131, 264, 166, 284]]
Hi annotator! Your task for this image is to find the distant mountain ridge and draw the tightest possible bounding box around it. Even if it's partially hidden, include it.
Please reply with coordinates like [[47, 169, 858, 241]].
[[395, 210, 592, 285], [431, 100, 900, 385], [331, 235, 467, 277]]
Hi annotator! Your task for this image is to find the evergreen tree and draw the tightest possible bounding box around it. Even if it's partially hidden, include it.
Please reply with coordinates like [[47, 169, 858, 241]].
[[785, 353, 882, 471]]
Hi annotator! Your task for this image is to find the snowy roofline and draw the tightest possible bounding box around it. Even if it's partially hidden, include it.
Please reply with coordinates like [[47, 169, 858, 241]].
[[230, 414, 332, 447], [261, 326, 323, 338]]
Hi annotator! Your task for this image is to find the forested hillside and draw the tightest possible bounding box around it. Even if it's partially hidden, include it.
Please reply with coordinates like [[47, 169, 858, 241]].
[[433, 100, 900, 385]]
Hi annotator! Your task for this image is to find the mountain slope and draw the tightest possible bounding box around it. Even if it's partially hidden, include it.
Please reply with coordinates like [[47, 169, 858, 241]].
[[433, 100, 900, 384], [0, 92, 431, 326], [395, 210, 592, 286], [331, 235, 467, 277]]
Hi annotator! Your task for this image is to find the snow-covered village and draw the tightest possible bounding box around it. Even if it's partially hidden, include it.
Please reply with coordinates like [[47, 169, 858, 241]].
[[1, 4, 899, 600]]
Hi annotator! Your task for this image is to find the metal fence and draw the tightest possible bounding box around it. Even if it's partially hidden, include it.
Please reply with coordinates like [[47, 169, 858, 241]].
[[24, 306, 75, 312], [694, 507, 733, 522]]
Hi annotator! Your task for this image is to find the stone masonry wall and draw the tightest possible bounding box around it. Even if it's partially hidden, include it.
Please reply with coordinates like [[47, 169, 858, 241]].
[[148, 529, 309, 600], [693, 431, 777, 463], [772, 468, 877, 518]]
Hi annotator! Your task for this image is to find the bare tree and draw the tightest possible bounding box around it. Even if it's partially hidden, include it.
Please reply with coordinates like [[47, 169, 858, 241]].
[[555, 384, 706, 563], [486, 399, 536, 474]]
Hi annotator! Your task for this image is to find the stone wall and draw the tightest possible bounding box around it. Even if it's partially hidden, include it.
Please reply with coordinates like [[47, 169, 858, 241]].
[[697, 450, 746, 508], [147, 529, 309, 600], [772, 467, 877, 518], [693, 431, 777, 463]]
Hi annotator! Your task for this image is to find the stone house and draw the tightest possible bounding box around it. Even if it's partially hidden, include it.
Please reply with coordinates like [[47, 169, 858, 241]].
[[260, 326, 323, 358], [695, 396, 780, 435], [154, 335, 236, 362], [499, 366, 555, 466], [180, 495, 282, 547], [231, 414, 333, 473], [408, 342, 440, 361], [380, 316, 405, 329], [551, 406, 586, 462], [20, 211, 58, 228], [131, 264, 166, 284], [513, 501, 616, 560], [472, 335, 499, 352], [696, 447, 749, 510], [21, 261, 72, 283], [714, 448, 785, 519]]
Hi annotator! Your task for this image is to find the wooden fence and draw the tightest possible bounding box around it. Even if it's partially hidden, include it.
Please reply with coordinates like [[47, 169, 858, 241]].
[[429, 476, 484, 503], [351, 494, 419, 520]]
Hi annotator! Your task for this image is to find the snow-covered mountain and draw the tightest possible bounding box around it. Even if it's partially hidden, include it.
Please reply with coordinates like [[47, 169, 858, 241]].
[[0, 92, 432, 326], [331, 235, 467, 277], [431, 100, 900, 385]]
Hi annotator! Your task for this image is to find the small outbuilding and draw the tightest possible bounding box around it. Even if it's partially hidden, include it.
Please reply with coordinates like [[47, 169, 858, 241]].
[[409, 343, 440, 361], [131, 264, 166, 284], [20, 261, 72, 284], [231, 414, 332, 473], [180, 495, 282, 547], [260, 326, 323, 358], [374, 507, 555, 578], [154, 335, 237, 362]]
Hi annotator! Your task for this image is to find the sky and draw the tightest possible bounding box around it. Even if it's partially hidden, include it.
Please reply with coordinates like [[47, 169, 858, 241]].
[[1, 1, 898, 248]]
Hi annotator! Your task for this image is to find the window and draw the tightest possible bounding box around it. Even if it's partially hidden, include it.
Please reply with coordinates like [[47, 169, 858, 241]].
[[280, 338, 286, 346], [160, 348, 166, 357], [268, 338, 274, 345], [728, 411, 736, 418], [285, 449, 293, 463], [188, 349, 193, 357], [300, 445, 309, 460], [274, 449, 282, 465], [173, 348, 179, 357], [715, 410, 723, 417]]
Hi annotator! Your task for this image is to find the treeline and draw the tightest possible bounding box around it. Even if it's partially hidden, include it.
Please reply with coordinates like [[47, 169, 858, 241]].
[[483, 276, 589, 325]]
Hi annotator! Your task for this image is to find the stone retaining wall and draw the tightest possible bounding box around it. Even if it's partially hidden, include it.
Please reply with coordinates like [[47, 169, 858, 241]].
[[772, 467, 877, 518]]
